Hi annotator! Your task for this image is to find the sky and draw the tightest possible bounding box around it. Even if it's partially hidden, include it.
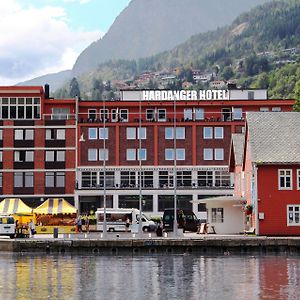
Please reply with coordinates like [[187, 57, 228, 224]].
[[0, 0, 131, 85]]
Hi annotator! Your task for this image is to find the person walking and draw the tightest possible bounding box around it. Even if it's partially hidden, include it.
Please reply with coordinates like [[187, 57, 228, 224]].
[[29, 219, 36, 238], [85, 215, 90, 233], [76, 216, 82, 233]]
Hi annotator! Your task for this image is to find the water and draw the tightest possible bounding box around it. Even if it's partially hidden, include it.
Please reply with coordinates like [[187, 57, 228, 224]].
[[0, 253, 299, 300]]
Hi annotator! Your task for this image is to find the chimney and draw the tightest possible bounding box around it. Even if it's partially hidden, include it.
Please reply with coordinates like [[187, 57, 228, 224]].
[[45, 84, 50, 99]]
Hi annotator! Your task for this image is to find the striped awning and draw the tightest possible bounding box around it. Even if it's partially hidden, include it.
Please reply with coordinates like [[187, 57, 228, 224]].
[[33, 198, 77, 215], [0, 198, 33, 215]]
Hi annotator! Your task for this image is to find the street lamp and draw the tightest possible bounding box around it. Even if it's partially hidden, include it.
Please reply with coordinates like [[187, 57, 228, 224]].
[[173, 98, 178, 237], [102, 99, 107, 238], [138, 99, 143, 237]]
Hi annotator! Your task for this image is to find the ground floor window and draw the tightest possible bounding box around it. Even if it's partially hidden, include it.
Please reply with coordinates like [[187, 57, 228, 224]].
[[158, 195, 192, 212], [119, 195, 153, 212], [211, 208, 224, 223], [287, 205, 300, 225]]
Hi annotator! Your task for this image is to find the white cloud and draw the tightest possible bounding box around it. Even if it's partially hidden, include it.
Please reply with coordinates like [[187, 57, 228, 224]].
[[0, 0, 101, 85]]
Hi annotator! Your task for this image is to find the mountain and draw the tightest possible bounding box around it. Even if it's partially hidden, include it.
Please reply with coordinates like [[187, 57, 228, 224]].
[[66, 0, 300, 100], [17, 70, 71, 92], [72, 0, 269, 76]]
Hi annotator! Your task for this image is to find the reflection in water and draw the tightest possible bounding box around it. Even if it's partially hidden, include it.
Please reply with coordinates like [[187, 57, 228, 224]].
[[0, 254, 299, 300]]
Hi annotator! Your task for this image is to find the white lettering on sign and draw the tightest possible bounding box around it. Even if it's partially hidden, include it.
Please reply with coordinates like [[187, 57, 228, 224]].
[[142, 90, 228, 101]]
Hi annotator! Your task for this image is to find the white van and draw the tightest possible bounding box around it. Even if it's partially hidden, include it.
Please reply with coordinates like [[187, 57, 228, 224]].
[[95, 208, 156, 232], [0, 215, 16, 238]]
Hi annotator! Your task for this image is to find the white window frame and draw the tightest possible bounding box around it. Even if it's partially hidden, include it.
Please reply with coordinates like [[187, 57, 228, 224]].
[[176, 149, 185, 161], [56, 151, 65, 162], [278, 169, 293, 190], [158, 109, 166, 122], [0, 129, 3, 140], [56, 129, 66, 140], [176, 128, 185, 139], [126, 128, 136, 140], [0, 151, 2, 162], [45, 151, 55, 162], [215, 148, 224, 161], [25, 129, 34, 140], [126, 149, 136, 161], [204, 148, 213, 161], [15, 130, 23, 140], [165, 128, 174, 140], [287, 205, 300, 226], [88, 128, 97, 140], [195, 108, 204, 120], [272, 107, 281, 112], [88, 109, 97, 120], [165, 149, 174, 161], [99, 128, 109, 140], [111, 109, 118, 122], [184, 109, 193, 121], [99, 149, 109, 161], [214, 127, 224, 139], [204, 127, 213, 139], [146, 109, 155, 121], [138, 149, 147, 161], [260, 107, 269, 112], [137, 128, 146, 140], [120, 109, 129, 122], [88, 149, 98, 161], [233, 108, 243, 120]]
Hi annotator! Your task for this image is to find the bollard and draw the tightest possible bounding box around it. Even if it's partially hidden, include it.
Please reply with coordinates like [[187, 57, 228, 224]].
[[132, 233, 136, 238], [100, 233, 103, 238], [148, 233, 151, 238], [164, 232, 168, 238], [84, 233, 87, 238], [68, 234, 71, 239]]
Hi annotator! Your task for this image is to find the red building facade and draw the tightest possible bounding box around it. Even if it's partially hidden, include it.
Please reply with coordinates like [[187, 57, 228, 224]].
[[0, 87, 295, 232]]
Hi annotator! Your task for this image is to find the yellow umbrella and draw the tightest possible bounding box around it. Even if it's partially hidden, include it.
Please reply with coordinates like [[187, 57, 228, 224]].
[[0, 198, 33, 214], [34, 198, 77, 215]]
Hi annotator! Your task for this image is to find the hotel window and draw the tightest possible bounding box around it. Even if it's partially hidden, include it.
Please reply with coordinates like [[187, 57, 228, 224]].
[[111, 109, 118, 122], [279, 169, 292, 190], [0, 173, 2, 187], [184, 109, 193, 121], [99, 171, 115, 188], [0, 129, 2, 140], [298, 170, 300, 190], [126, 149, 136, 161], [248, 91, 254, 99], [45, 151, 65, 162], [120, 109, 128, 122], [212, 208, 224, 223], [127, 128, 136, 139], [233, 108, 243, 120], [121, 171, 136, 187], [88, 149, 98, 161], [204, 148, 213, 160], [214, 127, 224, 139], [176, 171, 192, 187], [137, 128, 146, 139], [52, 108, 69, 120], [272, 107, 281, 112], [215, 171, 231, 188], [81, 172, 97, 188], [287, 205, 300, 226], [46, 129, 66, 140], [14, 172, 33, 188], [260, 107, 269, 112], [15, 150, 34, 162], [99, 128, 109, 140], [195, 108, 204, 120], [146, 109, 155, 121], [158, 109, 166, 122], [88, 109, 97, 120], [137, 149, 147, 161], [88, 128, 97, 140], [138, 171, 153, 188], [15, 129, 34, 140], [198, 171, 213, 187], [165, 149, 174, 160], [215, 149, 224, 161], [159, 171, 174, 188], [203, 127, 213, 139], [45, 172, 65, 188], [165, 127, 185, 139], [0, 151, 2, 162], [100, 109, 109, 120], [99, 149, 108, 161]]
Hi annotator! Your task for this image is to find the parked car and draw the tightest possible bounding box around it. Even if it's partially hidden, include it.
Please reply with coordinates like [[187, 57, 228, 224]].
[[162, 209, 200, 232]]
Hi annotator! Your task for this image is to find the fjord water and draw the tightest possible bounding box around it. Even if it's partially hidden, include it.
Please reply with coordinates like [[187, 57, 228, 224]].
[[0, 254, 299, 300]]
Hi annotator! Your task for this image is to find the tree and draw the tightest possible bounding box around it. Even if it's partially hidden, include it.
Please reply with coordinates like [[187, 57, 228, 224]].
[[221, 66, 234, 81], [69, 77, 81, 98], [293, 81, 300, 111]]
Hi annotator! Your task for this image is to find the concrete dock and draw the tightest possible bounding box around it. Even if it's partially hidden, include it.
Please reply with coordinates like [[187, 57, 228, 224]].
[[1, 233, 300, 254]]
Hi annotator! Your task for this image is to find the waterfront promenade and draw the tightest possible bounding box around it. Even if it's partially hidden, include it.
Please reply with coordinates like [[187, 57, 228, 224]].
[[1, 232, 300, 254]]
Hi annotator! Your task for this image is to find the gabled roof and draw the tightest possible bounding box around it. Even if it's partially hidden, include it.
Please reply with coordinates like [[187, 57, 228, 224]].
[[232, 134, 245, 166], [247, 112, 300, 164]]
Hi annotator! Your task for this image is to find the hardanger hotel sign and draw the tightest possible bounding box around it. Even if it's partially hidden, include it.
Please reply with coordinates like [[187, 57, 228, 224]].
[[142, 90, 229, 101]]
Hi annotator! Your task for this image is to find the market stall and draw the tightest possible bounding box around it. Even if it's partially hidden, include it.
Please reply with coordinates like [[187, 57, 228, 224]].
[[33, 198, 77, 234]]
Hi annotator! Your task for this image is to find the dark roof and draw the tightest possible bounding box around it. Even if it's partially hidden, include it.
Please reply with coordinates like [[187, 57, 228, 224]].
[[247, 112, 300, 164]]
